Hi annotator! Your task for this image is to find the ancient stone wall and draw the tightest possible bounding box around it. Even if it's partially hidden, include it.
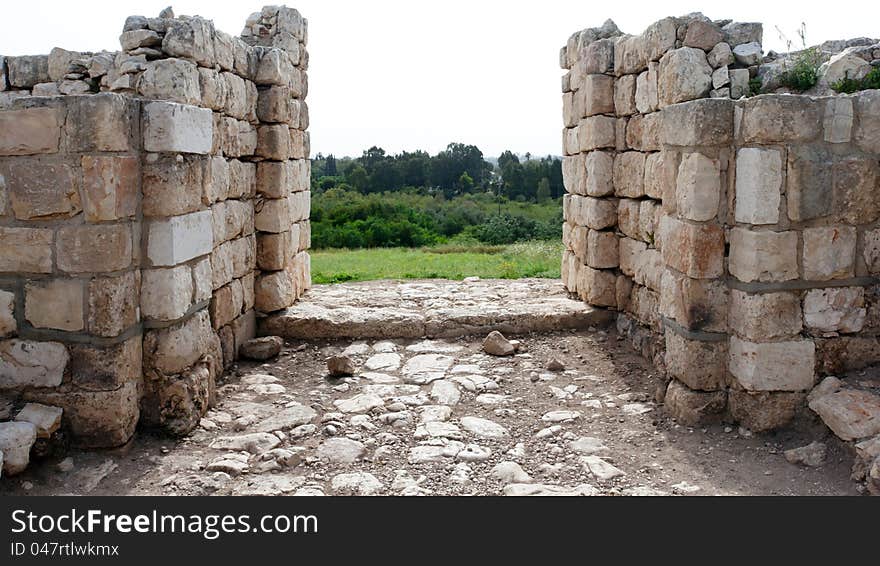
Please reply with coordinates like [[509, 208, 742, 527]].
[[561, 15, 880, 439], [0, 6, 311, 470]]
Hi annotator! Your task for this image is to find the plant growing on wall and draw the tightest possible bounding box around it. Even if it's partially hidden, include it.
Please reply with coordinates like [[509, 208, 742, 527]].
[[832, 66, 880, 93], [775, 23, 822, 92]]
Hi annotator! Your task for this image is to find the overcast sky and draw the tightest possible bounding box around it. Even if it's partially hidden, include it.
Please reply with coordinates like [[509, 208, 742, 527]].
[[1, 1, 877, 157]]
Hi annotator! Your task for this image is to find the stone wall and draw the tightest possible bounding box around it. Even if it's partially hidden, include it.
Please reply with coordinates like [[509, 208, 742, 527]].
[[561, 15, 880, 436], [0, 6, 311, 470]]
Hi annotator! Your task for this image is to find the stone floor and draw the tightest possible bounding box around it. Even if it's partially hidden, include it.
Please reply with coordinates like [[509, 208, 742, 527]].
[[261, 278, 612, 339], [0, 320, 860, 496]]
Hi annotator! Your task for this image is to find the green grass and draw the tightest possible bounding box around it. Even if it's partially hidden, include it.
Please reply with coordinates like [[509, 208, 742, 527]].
[[310, 240, 563, 284]]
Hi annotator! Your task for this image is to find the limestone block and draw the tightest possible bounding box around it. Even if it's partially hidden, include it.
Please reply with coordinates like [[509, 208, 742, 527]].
[[255, 197, 291, 234], [634, 248, 664, 292], [659, 98, 733, 147], [120, 29, 162, 51], [0, 290, 15, 338], [0, 340, 68, 389], [88, 271, 139, 337], [722, 22, 762, 48], [576, 266, 617, 307], [82, 156, 139, 222], [729, 290, 802, 341], [192, 258, 213, 303], [0, 227, 53, 274], [584, 151, 614, 196], [142, 154, 204, 217], [617, 199, 641, 240], [228, 159, 257, 198], [143, 101, 213, 154], [854, 91, 880, 154], [141, 266, 193, 322], [824, 97, 853, 144], [804, 287, 866, 334], [712, 65, 729, 89], [562, 92, 578, 128], [742, 95, 821, 143], [255, 269, 297, 312], [664, 379, 726, 425], [808, 382, 880, 441], [203, 156, 230, 204], [211, 242, 234, 290], [614, 75, 637, 116], [665, 332, 727, 391], [832, 155, 880, 225], [641, 17, 677, 62], [25, 279, 84, 332], [729, 390, 804, 432], [147, 210, 213, 267], [66, 94, 133, 152], [221, 72, 251, 121], [25, 381, 139, 448], [0, 107, 61, 156], [645, 151, 678, 202], [211, 280, 244, 330], [143, 310, 218, 375], [162, 17, 216, 67], [707, 42, 734, 68], [734, 148, 782, 225], [137, 58, 201, 105], [257, 85, 293, 123], [0, 55, 6, 91], [231, 235, 256, 279], [255, 48, 299, 88], [562, 127, 579, 156], [290, 191, 310, 223], [786, 145, 832, 222], [7, 55, 49, 88], [15, 403, 62, 439], [0, 421, 36, 475], [802, 226, 856, 281], [634, 63, 659, 113], [256, 124, 292, 161], [728, 228, 798, 283], [214, 31, 235, 72], [577, 75, 614, 117], [582, 38, 615, 74], [658, 47, 712, 107], [659, 269, 728, 333], [684, 20, 723, 51], [729, 68, 750, 99], [613, 152, 646, 198], [659, 216, 724, 279], [864, 229, 880, 274], [577, 116, 616, 151], [57, 224, 132, 274], [675, 152, 719, 222], [198, 68, 227, 111], [614, 35, 647, 76], [732, 42, 762, 66], [4, 160, 79, 220], [819, 52, 871, 87], [571, 195, 617, 230], [728, 336, 816, 392], [586, 230, 618, 269], [257, 231, 292, 271]]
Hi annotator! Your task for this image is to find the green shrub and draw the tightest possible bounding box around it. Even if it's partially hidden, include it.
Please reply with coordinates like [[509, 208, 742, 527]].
[[832, 66, 880, 94], [779, 47, 821, 92]]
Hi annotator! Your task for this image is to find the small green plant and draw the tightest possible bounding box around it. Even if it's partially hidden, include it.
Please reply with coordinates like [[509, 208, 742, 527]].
[[748, 77, 764, 96], [832, 66, 880, 93], [775, 23, 822, 92]]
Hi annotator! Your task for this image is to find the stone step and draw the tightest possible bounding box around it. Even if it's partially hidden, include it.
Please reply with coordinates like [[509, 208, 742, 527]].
[[260, 278, 613, 340]]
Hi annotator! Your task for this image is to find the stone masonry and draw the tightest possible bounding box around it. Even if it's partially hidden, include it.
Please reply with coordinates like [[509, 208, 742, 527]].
[[0, 6, 310, 474], [561, 13, 880, 483]]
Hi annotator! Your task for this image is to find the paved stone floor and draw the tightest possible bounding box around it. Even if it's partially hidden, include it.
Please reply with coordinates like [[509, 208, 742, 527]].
[[0, 303, 860, 495], [262, 278, 613, 339]]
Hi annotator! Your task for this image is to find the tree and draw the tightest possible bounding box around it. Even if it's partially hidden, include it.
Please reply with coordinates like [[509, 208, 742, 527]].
[[536, 178, 551, 202], [458, 171, 474, 192], [348, 165, 369, 192], [325, 154, 338, 176]]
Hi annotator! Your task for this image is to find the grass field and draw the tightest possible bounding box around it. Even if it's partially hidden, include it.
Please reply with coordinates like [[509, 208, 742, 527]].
[[310, 240, 563, 284]]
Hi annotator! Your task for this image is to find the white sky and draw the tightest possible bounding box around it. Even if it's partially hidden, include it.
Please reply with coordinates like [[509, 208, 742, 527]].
[[1, 1, 877, 157]]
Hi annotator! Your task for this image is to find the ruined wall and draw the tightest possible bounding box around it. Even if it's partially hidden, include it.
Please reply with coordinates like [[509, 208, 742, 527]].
[[0, 6, 311, 472], [561, 15, 880, 440]]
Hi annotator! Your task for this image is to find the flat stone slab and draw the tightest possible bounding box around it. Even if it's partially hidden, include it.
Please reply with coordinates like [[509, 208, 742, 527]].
[[261, 278, 613, 339]]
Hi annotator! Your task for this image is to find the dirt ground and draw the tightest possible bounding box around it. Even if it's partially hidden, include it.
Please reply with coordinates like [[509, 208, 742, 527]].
[[1, 328, 860, 496]]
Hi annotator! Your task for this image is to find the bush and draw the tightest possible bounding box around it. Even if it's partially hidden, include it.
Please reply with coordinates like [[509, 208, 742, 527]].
[[779, 48, 822, 92], [832, 66, 880, 94]]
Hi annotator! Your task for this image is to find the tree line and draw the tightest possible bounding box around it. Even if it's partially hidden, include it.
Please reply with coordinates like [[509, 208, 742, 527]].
[[311, 143, 564, 202]]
